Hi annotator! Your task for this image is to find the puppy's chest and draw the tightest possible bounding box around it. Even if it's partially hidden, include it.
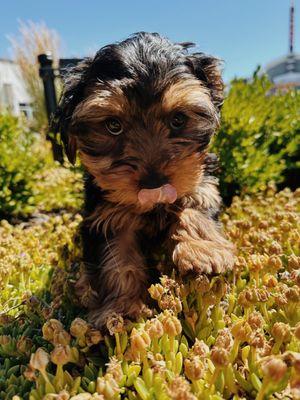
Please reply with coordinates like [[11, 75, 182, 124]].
[[140, 206, 176, 238]]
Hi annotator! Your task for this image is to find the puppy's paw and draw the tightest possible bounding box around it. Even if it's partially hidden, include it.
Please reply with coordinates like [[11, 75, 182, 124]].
[[173, 240, 235, 275], [88, 299, 145, 330]]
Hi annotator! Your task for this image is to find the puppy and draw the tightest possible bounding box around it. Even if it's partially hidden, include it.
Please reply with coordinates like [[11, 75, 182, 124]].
[[53, 32, 235, 328]]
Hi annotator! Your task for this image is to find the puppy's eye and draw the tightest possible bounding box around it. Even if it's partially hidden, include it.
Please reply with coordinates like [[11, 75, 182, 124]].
[[105, 118, 123, 135], [170, 112, 187, 130]]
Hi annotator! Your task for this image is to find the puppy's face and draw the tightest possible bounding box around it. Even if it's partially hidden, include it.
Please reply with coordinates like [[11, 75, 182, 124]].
[[55, 33, 223, 211]]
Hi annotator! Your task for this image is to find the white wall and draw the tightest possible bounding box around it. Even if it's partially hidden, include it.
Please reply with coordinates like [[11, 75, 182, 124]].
[[0, 59, 32, 118]]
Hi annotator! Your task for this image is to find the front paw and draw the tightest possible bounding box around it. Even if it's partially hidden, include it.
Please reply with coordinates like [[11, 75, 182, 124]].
[[173, 240, 235, 275], [88, 299, 145, 330]]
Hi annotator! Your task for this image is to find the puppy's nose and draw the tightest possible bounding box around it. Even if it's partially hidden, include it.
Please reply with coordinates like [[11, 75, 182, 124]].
[[139, 171, 168, 189]]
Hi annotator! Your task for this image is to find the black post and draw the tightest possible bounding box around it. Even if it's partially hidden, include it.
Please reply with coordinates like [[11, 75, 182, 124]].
[[38, 53, 64, 164]]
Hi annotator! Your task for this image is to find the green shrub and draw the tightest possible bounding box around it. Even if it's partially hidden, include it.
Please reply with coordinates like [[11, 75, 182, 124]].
[[0, 114, 82, 218], [0, 114, 44, 217], [214, 75, 300, 200]]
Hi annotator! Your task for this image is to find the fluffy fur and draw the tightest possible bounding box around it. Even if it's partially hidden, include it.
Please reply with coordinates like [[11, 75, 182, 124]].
[[53, 32, 235, 328]]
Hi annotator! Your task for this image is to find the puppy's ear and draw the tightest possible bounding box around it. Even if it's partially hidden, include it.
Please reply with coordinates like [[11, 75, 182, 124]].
[[51, 58, 93, 164], [186, 54, 224, 110]]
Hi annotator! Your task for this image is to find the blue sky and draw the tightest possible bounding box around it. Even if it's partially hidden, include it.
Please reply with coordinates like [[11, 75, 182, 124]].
[[0, 0, 298, 81]]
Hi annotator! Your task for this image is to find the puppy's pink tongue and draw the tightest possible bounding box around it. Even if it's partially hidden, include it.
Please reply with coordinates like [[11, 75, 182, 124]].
[[138, 184, 177, 206]]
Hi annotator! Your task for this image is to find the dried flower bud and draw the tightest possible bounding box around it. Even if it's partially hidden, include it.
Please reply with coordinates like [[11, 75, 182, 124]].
[[148, 283, 164, 300], [261, 357, 287, 381], [145, 318, 164, 339], [167, 376, 197, 400], [231, 320, 252, 342], [288, 255, 300, 270], [42, 319, 64, 342], [30, 348, 49, 371], [194, 275, 210, 293], [250, 331, 265, 348], [57, 390, 70, 400], [210, 347, 229, 368], [268, 241, 282, 255], [106, 313, 124, 335], [70, 318, 89, 338], [106, 356, 123, 383], [238, 289, 254, 308], [271, 322, 291, 342], [23, 366, 37, 381], [53, 329, 71, 346], [255, 288, 270, 302], [286, 286, 300, 302], [96, 374, 120, 398], [248, 312, 264, 330], [130, 328, 151, 354], [158, 293, 182, 313], [191, 339, 209, 357], [249, 255, 264, 272], [267, 255, 282, 271], [51, 345, 71, 365], [161, 313, 182, 337], [262, 273, 278, 288], [215, 328, 233, 350], [184, 356, 204, 380]]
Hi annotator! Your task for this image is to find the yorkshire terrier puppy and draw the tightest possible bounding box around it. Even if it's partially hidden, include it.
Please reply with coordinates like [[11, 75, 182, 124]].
[[54, 32, 235, 328]]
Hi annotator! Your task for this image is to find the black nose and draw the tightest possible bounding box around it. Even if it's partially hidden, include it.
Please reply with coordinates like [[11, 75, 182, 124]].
[[139, 171, 168, 189]]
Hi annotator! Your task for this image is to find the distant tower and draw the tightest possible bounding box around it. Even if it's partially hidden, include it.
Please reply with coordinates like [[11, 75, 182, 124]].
[[289, 0, 295, 53], [265, 0, 300, 89]]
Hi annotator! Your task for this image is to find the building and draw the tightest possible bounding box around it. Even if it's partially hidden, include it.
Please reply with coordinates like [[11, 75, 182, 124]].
[[265, 1, 300, 89], [0, 58, 32, 118]]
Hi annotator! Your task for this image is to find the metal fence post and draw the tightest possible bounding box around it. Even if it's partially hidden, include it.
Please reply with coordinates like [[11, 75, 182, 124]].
[[38, 53, 64, 164]]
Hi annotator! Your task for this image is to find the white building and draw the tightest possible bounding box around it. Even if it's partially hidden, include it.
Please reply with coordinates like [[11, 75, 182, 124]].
[[0, 58, 32, 118]]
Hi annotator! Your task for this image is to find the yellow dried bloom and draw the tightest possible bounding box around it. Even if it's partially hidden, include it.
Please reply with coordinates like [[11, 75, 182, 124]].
[[271, 322, 291, 342], [184, 356, 204, 380], [106, 313, 124, 335], [231, 320, 252, 342], [30, 348, 49, 371], [191, 339, 209, 357], [194, 275, 210, 293], [261, 357, 287, 381], [215, 328, 234, 350], [53, 329, 71, 346], [161, 312, 182, 337], [96, 374, 120, 398], [210, 347, 230, 368], [106, 356, 123, 383], [167, 376, 197, 400], [248, 311, 264, 330], [148, 283, 164, 300], [70, 318, 89, 338], [42, 319, 64, 342], [130, 328, 151, 354], [50, 344, 72, 365], [145, 318, 164, 339]]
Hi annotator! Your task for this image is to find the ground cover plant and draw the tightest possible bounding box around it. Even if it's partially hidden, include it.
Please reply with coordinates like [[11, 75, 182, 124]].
[[0, 186, 299, 400]]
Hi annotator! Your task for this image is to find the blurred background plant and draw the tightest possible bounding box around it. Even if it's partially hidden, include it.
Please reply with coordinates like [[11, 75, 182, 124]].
[[0, 113, 82, 219], [8, 20, 61, 133], [213, 74, 300, 202]]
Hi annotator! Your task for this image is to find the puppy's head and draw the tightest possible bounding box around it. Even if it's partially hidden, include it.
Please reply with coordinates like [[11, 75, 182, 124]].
[[54, 32, 223, 211]]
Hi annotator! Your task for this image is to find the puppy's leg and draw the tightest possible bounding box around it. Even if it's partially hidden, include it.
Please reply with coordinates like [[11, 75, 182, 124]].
[[87, 230, 148, 329], [170, 208, 235, 275]]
